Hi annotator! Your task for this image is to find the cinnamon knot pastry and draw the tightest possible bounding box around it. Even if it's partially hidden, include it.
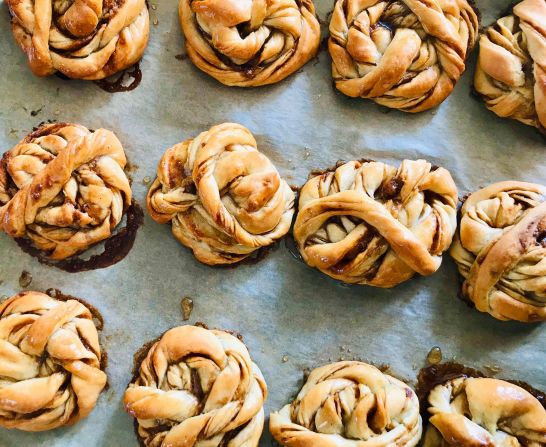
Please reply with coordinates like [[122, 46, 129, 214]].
[[450, 181, 546, 322], [0, 291, 107, 431], [179, 0, 321, 87], [329, 0, 479, 112], [423, 377, 546, 446], [0, 123, 132, 260], [147, 123, 295, 265], [7, 0, 149, 80], [474, 0, 546, 133], [294, 159, 458, 288], [124, 325, 268, 447], [270, 361, 422, 446]]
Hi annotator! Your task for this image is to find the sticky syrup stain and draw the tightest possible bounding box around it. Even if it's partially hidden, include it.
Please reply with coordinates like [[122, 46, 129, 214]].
[[181, 297, 194, 321], [19, 270, 32, 288], [426, 346, 442, 365]]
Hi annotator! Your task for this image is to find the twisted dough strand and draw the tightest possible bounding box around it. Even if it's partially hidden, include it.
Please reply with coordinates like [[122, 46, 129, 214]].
[[450, 181, 546, 322], [0, 291, 106, 431], [179, 0, 321, 86], [329, 0, 479, 112], [147, 123, 295, 265], [423, 377, 546, 446], [270, 361, 422, 447], [0, 123, 132, 260], [8, 0, 149, 79], [294, 159, 458, 287], [124, 325, 267, 447], [474, 0, 546, 132]]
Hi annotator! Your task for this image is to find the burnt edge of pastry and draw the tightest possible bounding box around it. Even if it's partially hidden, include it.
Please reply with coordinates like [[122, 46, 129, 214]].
[[209, 240, 281, 270], [93, 63, 143, 93], [43, 288, 109, 379], [416, 362, 546, 424], [128, 324, 246, 447], [14, 200, 144, 272]]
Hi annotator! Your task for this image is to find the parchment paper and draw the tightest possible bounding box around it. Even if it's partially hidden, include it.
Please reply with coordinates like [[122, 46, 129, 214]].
[[0, 0, 544, 445]]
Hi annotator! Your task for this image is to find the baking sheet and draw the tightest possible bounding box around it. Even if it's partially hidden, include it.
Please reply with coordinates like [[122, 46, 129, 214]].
[[0, 0, 545, 445]]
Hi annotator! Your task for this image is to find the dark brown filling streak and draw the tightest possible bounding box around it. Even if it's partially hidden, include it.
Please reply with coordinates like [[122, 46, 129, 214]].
[[416, 362, 546, 427], [14, 200, 144, 273]]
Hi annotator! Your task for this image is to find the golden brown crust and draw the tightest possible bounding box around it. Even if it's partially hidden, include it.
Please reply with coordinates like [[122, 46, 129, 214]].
[[293, 159, 458, 288], [0, 122, 132, 260], [7, 0, 149, 80], [328, 0, 479, 112], [269, 361, 422, 447], [474, 0, 546, 132], [179, 0, 321, 87], [450, 181, 546, 322], [0, 291, 107, 431], [423, 377, 546, 447], [146, 122, 295, 265], [124, 325, 267, 447]]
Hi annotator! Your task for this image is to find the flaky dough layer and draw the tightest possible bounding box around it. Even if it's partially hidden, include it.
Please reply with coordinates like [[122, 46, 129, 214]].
[[294, 159, 458, 288], [147, 122, 295, 265], [124, 325, 267, 447], [329, 0, 479, 112], [179, 0, 320, 87], [0, 291, 107, 431], [450, 181, 546, 322], [8, 0, 149, 80], [270, 361, 422, 447], [0, 123, 132, 260]]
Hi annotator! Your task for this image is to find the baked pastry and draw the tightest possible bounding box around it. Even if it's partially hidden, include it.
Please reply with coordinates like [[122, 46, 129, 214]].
[[124, 325, 267, 446], [147, 123, 295, 265], [294, 159, 458, 288], [474, 0, 546, 133], [450, 181, 546, 322], [329, 0, 479, 112], [179, 0, 321, 87], [0, 123, 132, 260], [7, 0, 149, 80], [0, 291, 107, 431], [270, 361, 422, 446], [423, 376, 546, 446]]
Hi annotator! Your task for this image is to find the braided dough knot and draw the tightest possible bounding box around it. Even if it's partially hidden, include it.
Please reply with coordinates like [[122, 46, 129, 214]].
[[124, 325, 268, 447], [270, 361, 422, 447], [450, 181, 546, 322], [423, 377, 546, 446], [474, 0, 546, 132], [328, 0, 479, 111], [8, 0, 149, 79], [0, 123, 132, 260], [0, 291, 106, 431], [147, 123, 295, 265], [179, 0, 321, 86], [294, 159, 458, 287]]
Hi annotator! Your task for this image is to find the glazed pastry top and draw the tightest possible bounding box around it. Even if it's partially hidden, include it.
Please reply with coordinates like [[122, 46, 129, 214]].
[[423, 376, 546, 446], [0, 123, 132, 260], [329, 0, 479, 111], [294, 159, 458, 287], [474, 0, 546, 132], [179, 0, 321, 86], [0, 291, 107, 431], [147, 122, 295, 265], [7, 0, 150, 79], [450, 181, 546, 322], [270, 361, 422, 447], [124, 325, 267, 447]]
